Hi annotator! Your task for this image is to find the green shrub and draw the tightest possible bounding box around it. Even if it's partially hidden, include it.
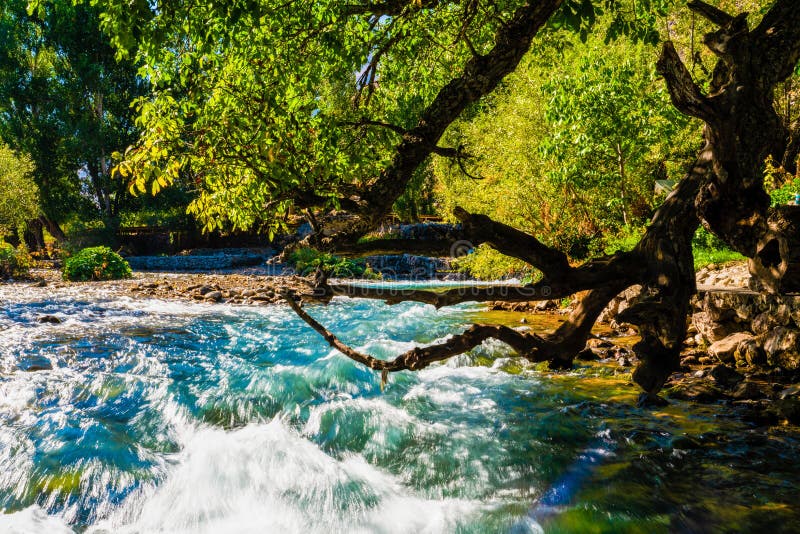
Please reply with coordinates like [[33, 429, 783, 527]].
[[769, 177, 800, 207], [453, 244, 534, 280], [63, 246, 132, 281], [0, 241, 31, 279], [288, 247, 380, 279]]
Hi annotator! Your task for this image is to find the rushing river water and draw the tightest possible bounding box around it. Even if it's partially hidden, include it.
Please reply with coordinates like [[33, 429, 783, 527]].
[[0, 282, 799, 533]]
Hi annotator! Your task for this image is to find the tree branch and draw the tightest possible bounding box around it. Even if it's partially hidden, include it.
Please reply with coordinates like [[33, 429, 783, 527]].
[[687, 1, 734, 27], [344, 120, 407, 136], [339, 0, 564, 239], [283, 290, 545, 374], [453, 206, 571, 280], [657, 41, 714, 122]]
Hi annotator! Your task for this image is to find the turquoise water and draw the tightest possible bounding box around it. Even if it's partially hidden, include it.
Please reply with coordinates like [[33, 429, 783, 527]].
[[0, 284, 799, 533]]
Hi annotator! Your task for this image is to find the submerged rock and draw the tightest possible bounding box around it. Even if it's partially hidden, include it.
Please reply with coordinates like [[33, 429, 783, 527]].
[[37, 315, 62, 324], [708, 364, 744, 389]]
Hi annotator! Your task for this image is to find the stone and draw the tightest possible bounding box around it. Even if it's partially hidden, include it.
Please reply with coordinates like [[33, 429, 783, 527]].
[[731, 381, 767, 400], [762, 326, 800, 370], [667, 379, 727, 403], [775, 396, 800, 425], [534, 300, 558, 312], [586, 338, 613, 349], [37, 315, 62, 324], [734, 338, 767, 367], [692, 311, 742, 344], [681, 355, 700, 366], [204, 291, 223, 301], [708, 364, 744, 389], [751, 312, 774, 335], [196, 285, 214, 296], [707, 332, 754, 364], [575, 348, 599, 361]]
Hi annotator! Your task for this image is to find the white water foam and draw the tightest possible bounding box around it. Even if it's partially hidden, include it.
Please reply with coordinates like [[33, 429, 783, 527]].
[[88, 418, 479, 534]]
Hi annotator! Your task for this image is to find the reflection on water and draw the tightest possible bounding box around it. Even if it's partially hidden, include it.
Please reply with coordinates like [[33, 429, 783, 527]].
[[0, 284, 798, 533]]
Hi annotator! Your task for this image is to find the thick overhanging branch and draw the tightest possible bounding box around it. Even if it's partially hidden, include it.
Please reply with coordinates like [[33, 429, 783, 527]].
[[325, 283, 551, 308], [337, 0, 564, 240], [283, 290, 547, 374], [453, 206, 571, 280]]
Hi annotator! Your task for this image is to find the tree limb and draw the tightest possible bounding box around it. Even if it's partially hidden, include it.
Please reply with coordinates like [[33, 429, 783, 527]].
[[657, 41, 714, 123], [453, 206, 571, 280], [344, 120, 408, 136], [342, 0, 564, 239], [283, 290, 545, 373], [687, 1, 734, 27]]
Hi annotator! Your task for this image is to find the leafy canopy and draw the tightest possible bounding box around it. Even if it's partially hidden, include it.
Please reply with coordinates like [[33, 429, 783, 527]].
[[34, 0, 673, 237], [0, 143, 39, 236]]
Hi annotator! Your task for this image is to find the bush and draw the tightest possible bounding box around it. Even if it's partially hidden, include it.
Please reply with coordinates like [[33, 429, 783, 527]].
[[288, 247, 380, 279], [63, 246, 132, 281], [0, 241, 31, 279], [452, 244, 533, 280]]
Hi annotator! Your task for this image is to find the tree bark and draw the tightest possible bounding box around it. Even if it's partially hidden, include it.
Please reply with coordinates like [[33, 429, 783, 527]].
[[660, 0, 800, 292], [285, 0, 800, 402]]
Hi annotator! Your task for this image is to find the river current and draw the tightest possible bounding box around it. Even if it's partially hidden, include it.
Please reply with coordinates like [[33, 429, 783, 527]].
[[0, 282, 798, 533]]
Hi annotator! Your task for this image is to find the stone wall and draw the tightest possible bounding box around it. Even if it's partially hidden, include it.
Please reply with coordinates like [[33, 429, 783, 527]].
[[364, 254, 456, 280], [127, 251, 267, 271]]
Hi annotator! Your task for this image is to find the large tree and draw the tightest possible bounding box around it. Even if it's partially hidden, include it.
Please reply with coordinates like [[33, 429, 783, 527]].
[[0, 0, 146, 241], [88, 0, 800, 402]]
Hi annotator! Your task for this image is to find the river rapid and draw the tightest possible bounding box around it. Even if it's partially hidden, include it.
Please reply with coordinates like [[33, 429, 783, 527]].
[[0, 281, 798, 533]]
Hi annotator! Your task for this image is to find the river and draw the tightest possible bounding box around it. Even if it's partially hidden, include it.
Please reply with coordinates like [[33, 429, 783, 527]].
[[0, 282, 798, 532]]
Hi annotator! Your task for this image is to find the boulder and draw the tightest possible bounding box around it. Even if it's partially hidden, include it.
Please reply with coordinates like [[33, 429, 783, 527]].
[[708, 364, 744, 389], [734, 338, 767, 367], [692, 311, 743, 344], [762, 326, 800, 370], [204, 291, 223, 302], [707, 332, 754, 364], [731, 381, 768, 400]]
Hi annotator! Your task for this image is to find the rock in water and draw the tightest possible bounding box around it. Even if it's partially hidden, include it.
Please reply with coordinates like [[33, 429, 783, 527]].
[[709, 364, 744, 389]]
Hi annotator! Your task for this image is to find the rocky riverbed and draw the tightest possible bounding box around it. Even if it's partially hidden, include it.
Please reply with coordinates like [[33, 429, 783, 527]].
[[9, 268, 313, 306]]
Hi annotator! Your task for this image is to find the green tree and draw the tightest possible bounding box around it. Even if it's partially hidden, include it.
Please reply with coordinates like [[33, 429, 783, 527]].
[[0, 0, 146, 239], [0, 143, 39, 237]]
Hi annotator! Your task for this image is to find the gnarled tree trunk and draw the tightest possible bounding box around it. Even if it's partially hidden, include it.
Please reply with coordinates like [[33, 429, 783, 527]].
[[286, 0, 800, 403]]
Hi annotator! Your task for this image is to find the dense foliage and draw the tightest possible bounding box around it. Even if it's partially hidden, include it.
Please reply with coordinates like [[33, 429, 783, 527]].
[[0, 0, 147, 235], [0, 143, 39, 237], [62, 246, 131, 281], [0, 241, 31, 279], [435, 16, 698, 257], [288, 247, 379, 279]]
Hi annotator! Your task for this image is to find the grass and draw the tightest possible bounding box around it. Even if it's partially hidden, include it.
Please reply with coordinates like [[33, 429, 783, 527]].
[[692, 247, 745, 270]]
